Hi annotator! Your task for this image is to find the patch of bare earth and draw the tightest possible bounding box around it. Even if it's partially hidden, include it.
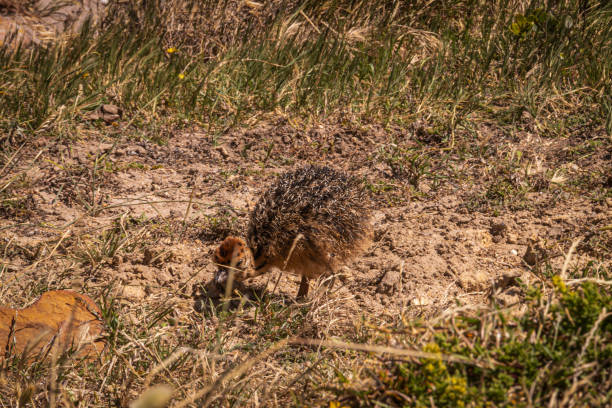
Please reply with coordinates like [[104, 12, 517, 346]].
[[1, 119, 609, 327]]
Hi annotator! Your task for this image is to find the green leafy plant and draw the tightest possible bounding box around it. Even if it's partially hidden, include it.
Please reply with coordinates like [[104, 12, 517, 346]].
[[333, 267, 612, 407]]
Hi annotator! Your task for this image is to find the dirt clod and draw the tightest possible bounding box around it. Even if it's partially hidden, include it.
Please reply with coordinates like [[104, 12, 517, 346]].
[[122, 285, 147, 300], [507, 233, 519, 244], [523, 240, 548, 267], [495, 270, 522, 289], [377, 270, 401, 294], [490, 221, 508, 237], [85, 104, 123, 124], [457, 270, 490, 292], [101, 104, 121, 115], [496, 292, 519, 307], [215, 145, 231, 158]]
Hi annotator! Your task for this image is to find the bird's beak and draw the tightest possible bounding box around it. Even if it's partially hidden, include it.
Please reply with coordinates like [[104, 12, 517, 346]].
[[214, 269, 228, 287]]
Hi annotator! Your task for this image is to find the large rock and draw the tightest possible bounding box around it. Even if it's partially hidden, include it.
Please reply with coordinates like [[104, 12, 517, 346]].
[[0, 290, 105, 361]]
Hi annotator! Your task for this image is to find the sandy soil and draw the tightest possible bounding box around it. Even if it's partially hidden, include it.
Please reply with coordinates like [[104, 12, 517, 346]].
[[1, 117, 609, 329]]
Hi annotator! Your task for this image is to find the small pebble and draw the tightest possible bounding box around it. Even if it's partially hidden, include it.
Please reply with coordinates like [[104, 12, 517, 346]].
[[412, 297, 431, 306], [510, 249, 518, 256]]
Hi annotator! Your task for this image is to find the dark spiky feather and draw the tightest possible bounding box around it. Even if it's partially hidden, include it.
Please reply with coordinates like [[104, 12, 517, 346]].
[[247, 165, 372, 277]]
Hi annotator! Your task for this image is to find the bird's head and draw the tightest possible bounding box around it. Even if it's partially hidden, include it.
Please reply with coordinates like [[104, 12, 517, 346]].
[[212, 236, 254, 287]]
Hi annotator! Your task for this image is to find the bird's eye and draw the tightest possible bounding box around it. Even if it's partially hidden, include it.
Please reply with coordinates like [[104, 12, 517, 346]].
[[236, 259, 244, 268]]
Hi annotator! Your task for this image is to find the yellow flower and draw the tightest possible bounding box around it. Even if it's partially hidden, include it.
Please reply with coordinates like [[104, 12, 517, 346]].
[[552, 275, 567, 294], [329, 401, 349, 408], [178, 73, 185, 80], [423, 343, 441, 353], [166, 47, 177, 54], [447, 375, 467, 395], [83, 73, 89, 78]]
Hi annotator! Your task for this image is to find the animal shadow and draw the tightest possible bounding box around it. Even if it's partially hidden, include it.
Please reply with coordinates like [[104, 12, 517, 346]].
[[192, 279, 298, 314]]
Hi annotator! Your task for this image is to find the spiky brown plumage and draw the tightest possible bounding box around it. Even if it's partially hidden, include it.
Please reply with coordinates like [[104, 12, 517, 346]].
[[213, 165, 372, 298]]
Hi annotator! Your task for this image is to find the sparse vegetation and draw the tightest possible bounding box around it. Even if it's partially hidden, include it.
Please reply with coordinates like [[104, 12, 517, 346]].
[[1, 0, 610, 137], [332, 265, 612, 407], [0, 0, 611, 407]]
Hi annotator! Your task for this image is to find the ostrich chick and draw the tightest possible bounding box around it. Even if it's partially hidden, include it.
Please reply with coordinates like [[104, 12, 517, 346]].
[[213, 165, 372, 299]]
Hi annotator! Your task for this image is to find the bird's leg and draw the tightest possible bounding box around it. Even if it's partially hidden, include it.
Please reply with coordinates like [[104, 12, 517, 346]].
[[297, 275, 309, 299]]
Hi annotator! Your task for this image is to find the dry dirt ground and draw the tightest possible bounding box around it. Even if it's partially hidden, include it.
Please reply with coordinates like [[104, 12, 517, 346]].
[[1, 117, 610, 331], [1, 1, 611, 405]]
